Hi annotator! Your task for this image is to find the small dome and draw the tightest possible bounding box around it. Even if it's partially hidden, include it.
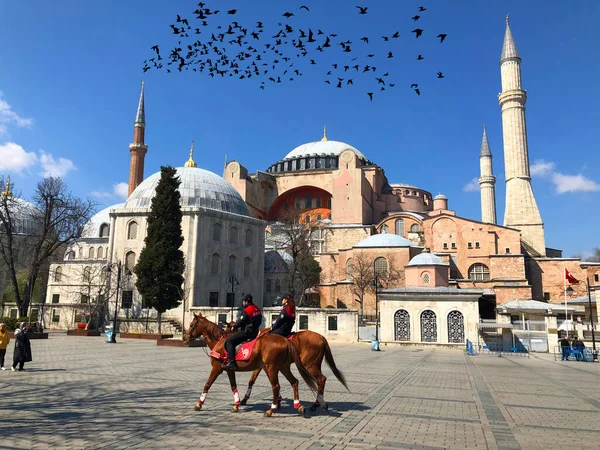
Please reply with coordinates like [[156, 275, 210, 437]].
[[434, 194, 447, 200], [354, 233, 413, 248], [284, 140, 366, 161], [408, 253, 448, 266], [82, 203, 124, 238], [125, 167, 249, 216]]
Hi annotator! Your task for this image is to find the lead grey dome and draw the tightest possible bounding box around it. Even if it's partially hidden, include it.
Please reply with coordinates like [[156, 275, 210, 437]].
[[82, 203, 124, 238], [354, 233, 413, 248], [125, 167, 249, 216], [408, 253, 448, 266]]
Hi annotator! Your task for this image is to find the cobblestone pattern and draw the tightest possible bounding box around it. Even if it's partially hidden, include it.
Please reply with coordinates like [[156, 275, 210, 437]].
[[0, 335, 599, 449]]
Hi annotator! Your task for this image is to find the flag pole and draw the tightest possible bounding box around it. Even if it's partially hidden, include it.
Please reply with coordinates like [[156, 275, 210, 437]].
[[564, 267, 569, 337]]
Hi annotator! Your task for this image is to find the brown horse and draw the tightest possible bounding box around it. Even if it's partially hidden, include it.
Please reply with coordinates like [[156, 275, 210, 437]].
[[183, 313, 317, 416], [239, 329, 349, 411]]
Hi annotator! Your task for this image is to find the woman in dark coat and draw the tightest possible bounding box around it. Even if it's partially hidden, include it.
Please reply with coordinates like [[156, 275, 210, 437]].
[[12, 322, 32, 371]]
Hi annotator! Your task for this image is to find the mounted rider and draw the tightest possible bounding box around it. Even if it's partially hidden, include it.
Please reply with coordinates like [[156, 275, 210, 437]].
[[269, 295, 296, 338], [223, 294, 262, 371]]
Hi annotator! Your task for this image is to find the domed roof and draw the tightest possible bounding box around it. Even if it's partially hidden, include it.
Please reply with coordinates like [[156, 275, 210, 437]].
[[434, 194, 447, 200], [354, 233, 413, 248], [4, 198, 42, 235], [124, 167, 249, 216], [82, 203, 124, 238], [408, 252, 448, 266], [284, 140, 366, 161]]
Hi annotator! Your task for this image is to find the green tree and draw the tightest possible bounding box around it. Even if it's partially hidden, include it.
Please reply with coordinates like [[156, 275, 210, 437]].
[[134, 166, 185, 333], [2, 272, 41, 303]]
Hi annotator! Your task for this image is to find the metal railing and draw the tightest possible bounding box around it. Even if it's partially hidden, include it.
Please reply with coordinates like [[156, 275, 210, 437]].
[[553, 346, 596, 362]]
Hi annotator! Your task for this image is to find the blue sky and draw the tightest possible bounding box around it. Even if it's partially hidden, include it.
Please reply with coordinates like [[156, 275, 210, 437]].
[[0, 0, 598, 257]]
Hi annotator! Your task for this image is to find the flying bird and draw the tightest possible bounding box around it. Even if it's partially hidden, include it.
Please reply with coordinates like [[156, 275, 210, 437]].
[[282, 12, 294, 18], [415, 88, 420, 95], [437, 71, 444, 78], [417, 54, 424, 60], [412, 29, 423, 38], [411, 84, 418, 88], [367, 92, 373, 101], [356, 6, 368, 14], [418, 6, 427, 11], [437, 33, 447, 43], [300, 5, 309, 11], [227, 9, 237, 14], [412, 15, 420, 21]]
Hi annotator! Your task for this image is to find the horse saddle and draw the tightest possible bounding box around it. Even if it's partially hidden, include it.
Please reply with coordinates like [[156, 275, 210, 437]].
[[209, 338, 259, 362]]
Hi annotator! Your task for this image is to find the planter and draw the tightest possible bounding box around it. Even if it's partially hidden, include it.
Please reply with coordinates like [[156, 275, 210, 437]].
[[120, 332, 174, 340], [156, 339, 206, 348], [67, 329, 101, 337], [7, 332, 49, 339]]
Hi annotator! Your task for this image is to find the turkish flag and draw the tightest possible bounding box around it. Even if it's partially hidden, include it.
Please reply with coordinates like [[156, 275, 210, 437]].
[[565, 269, 580, 284]]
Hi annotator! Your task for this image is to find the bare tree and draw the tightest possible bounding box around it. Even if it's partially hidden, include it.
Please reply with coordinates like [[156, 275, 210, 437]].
[[60, 264, 110, 330], [348, 251, 405, 314], [0, 177, 95, 316]]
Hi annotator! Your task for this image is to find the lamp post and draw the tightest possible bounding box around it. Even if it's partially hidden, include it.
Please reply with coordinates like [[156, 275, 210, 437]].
[[565, 285, 575, 339], [372, 259, 384, 349], [108, 261, 122, 344], [228, 274, 239, 322], [585, 277, 597, 359]]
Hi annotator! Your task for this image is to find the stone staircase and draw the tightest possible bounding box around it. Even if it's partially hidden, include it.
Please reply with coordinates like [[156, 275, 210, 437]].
[[164, 319, 183, 334]]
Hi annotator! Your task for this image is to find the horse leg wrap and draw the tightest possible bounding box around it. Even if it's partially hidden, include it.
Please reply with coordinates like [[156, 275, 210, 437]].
[[199, 392, 207, 405], [233, 389, 240, 405], [244, 387, 252, 400], [294, 400, 301, 409], [271, 403, 278, 410], [317, 394, 324, 404]]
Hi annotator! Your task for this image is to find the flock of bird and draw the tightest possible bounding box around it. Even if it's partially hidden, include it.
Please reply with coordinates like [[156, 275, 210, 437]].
[[144, 3, 448, 101]]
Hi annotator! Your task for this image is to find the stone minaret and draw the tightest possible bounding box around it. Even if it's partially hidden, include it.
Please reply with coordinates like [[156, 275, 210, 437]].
[[128, 81, 148, 197], [478, 125, 497, 224], [498, 16, 545, 255]]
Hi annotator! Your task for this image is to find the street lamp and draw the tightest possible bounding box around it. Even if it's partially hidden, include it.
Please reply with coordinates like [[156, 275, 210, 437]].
[[106, 261, 123, 344], [584, 277, 597, 359], [372, 260, 384, 350], [228, 274, 239, 322]]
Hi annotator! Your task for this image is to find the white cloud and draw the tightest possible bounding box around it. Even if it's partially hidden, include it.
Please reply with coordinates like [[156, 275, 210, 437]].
[[113, 182, 129, 200], [551, 173, 600, 194], [38, 150, 77, 177], [530, 160, 555, 177], [90, 191, 113, 199], [463, 177, 480, 192], [0, 92, 33, 136], [0, 142, 38, 173]]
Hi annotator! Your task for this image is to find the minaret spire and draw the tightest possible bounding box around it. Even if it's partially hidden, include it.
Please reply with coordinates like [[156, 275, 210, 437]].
[[321, 125, 328, 141], [478, 124, 497, 224], [128, 82, 149, 197], [184, 140, 198, 168], [498, 17, 545, 255], [1, 176, 13, 199]]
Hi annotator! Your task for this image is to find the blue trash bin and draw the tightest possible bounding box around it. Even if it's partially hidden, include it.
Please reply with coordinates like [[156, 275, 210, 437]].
[[371, 339, 380, 351], [106, 331, 113, 343]]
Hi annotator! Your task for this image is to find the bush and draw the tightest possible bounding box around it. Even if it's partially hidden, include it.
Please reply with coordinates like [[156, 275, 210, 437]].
[[0, 316, 30, 331]]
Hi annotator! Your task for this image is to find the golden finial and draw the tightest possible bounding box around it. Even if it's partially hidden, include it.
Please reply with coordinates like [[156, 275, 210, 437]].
[[423, 245, 430, 253], [506, 14, 509, 25], [184, 140, 198, 168], [1, 176, 13, 199], [321, 125, 328, 142]]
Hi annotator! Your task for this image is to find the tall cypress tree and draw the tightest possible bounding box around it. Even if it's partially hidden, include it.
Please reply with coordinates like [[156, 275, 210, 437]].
[[134, 166, 185, 333]]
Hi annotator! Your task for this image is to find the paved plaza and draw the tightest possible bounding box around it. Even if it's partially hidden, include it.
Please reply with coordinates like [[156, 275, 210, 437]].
[[1, 334, 599, 449]]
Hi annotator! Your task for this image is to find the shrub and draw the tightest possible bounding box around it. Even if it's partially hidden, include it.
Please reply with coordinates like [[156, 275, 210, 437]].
[[0, 316, 30, 331]]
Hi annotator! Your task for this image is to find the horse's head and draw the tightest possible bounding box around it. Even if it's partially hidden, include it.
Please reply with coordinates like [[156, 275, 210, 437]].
[[183, 313, 203, 344]]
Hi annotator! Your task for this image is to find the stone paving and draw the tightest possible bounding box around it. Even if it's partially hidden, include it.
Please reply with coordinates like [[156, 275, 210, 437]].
[[1, 334, 599, 449]]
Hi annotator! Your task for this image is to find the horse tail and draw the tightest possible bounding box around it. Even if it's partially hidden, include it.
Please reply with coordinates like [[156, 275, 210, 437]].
[[287, 339, 318, 394], [323, 338, 349, 391]]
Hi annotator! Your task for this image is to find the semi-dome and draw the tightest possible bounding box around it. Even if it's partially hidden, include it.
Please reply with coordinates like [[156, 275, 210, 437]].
[[434, 194, 447, 200], [82, 203, 124, 238], [408, 252, 448, 266], [124, 167, 249, 216], [284, 140, 366, 161], [354, 233, 413, 248]]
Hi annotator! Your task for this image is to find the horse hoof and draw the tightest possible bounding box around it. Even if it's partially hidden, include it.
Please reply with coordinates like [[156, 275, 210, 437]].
[[309, 403, 318, 412], [240, 398, 248, 406], [231, 405, 239, 413], [194, 403, 203, 411], [323, 402, 329, 411], [264, 409, 274, 417], [297, 405, 305, 416]]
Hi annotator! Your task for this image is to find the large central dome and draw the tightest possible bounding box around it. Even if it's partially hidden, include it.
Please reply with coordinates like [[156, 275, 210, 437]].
[[284, 139, 366, 160], [125, 167, 249, 216]]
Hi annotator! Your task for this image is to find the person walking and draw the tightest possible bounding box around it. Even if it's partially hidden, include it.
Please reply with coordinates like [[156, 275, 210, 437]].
[[559, 336, 570, 361], [11, 322, 32, 372], [0, 323, 9, 370]]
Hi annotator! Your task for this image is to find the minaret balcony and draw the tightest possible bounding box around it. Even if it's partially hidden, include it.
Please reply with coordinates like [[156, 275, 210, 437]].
[[478, 175, 496, 185]]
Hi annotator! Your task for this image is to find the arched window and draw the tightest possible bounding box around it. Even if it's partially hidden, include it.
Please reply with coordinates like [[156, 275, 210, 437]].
[[410, 224, 420, 232], [374, 257, 388, 278], [54, 266, 63, 282], [420, 310, 437, 342], [127, 221, 138, 240], [101, 266, 110, 282], [381, 224, 389, 234], [82, 266, 91, 283], [468, 263, 490, 281], [304, 214, 311, 223], [346, 258, 353, 280], [66, 251, 76, 260], [97, 247, 104, 259], [99, 223, 110, 238], [316, 214, 322, 221], [394, 310, 410, 341], [327, 213, 332, 220], [229, 227, 238, 245], [245, 229, 253, 247], [395, 219, 405, 237], [447, 311, 465, 343], [422, 272, 430, 284], [88, 247, 95, 259], [125, 251, 136, 273], [211, 253, 221, 275], [213, 223, 222, 242], [78, 247, 84, 259], [275, 279, 281, 292], [266, 279, 272, 293], [243, 257, 252, 278], [228, 255, 237, 277]]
